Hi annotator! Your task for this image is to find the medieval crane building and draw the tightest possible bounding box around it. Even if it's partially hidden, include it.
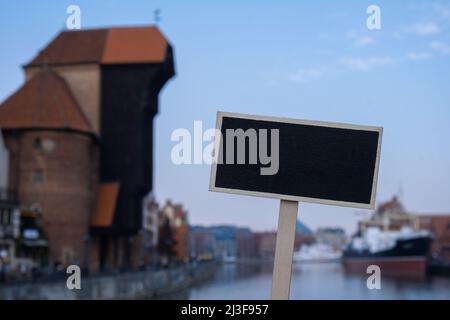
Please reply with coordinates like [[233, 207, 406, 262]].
[[0, 26, 175, 271]]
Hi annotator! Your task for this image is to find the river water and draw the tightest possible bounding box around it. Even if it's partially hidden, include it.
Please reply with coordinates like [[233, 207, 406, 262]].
[[181, 262, 450, 300]]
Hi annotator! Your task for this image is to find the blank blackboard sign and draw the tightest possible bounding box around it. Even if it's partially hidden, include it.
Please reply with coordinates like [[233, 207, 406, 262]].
[[209, 112, 383, 209]]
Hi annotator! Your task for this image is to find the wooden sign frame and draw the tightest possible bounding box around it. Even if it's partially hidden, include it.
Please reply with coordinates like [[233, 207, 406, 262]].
[[209, 111, 383, 300], [209, 111, 383, 209]]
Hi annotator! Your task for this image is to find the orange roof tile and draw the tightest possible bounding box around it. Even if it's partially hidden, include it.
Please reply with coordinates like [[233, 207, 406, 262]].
[[102, 27, 167, 64], [26, 29, 107, 67], [90, 182, 120, 228], [26, 26, 169, 67], [0, 70, 94, 133]]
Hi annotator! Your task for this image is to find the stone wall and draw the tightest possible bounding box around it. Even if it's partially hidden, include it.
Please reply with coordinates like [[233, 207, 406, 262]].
[[0, 262, 217, 300]]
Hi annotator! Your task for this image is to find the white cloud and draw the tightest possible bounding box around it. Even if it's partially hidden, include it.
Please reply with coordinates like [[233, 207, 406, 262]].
[[287, 68, 324, 83], [430, 41, 450, 54], [347, 31, 374, 47], [410, 22, 441, 36], [341, 57, 396, 71], [434, 3, 450, 20], [354, 36, 375, 47], [406, 52, 432, 61]]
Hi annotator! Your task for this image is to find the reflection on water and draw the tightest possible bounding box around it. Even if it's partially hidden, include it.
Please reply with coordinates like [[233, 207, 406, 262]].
[[182, 262, 450, 300]]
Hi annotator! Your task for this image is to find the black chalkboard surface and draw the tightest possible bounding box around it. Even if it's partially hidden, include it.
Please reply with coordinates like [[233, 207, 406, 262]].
[[210, 112, 383, 209]]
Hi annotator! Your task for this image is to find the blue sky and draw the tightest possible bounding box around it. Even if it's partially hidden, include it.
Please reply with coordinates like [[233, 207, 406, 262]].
[[1, 1, 450, 233]]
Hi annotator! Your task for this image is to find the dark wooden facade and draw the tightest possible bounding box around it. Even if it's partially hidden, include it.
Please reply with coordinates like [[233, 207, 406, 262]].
[[98, 47, 175, 236]]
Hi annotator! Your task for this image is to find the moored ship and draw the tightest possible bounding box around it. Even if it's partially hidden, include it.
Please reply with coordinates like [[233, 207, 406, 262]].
[[343, 196, 432, 277]]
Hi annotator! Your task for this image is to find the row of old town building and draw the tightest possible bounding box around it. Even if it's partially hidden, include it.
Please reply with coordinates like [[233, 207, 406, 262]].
[[0, 181, 319, 281], [2, 179, 450, 281]]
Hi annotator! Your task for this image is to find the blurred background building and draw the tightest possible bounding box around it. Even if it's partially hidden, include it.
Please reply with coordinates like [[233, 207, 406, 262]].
[[315, 227, 347, 250], [189, 220, 315, 262], [159, 200, 190, 263], [418, 215, 450, 264], [0, 26, 175, 275]]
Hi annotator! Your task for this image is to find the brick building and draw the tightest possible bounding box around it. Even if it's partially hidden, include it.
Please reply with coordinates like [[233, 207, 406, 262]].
[[235, 229, 257, 258], [0, 26, 175, 272], [159, 200, 190, 263], [418, 215, 450, 263], [141, 194, 159, 266], [254, 232, 277, 259]]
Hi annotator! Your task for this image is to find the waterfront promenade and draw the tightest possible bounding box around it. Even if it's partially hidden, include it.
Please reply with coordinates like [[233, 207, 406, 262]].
[[0, 261, 217, 300]]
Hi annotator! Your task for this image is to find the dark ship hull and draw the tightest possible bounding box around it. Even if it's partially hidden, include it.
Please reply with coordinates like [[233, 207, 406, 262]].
[[343, 236, 432, 277]]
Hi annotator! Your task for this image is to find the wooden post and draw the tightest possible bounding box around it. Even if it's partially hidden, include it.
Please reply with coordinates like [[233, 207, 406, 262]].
[[271, 200, 299, 300]]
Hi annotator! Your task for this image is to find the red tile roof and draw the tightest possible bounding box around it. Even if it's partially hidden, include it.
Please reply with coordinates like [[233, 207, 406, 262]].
[[90, 182, 120, 228], [0, 70, 93, 134], [26, 26, 169, 67]]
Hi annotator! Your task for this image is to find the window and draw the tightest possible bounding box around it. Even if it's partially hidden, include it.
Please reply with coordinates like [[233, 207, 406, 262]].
[[33, 169, 44, 185], [6, 209, 11, 225], [33, 137, 43, 150], [0, 244, 10, 259], [34, 137, 56, 153], [0, 208, 11, 225], [62, 247, 74, 265], [29, 203, 42, 214]]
